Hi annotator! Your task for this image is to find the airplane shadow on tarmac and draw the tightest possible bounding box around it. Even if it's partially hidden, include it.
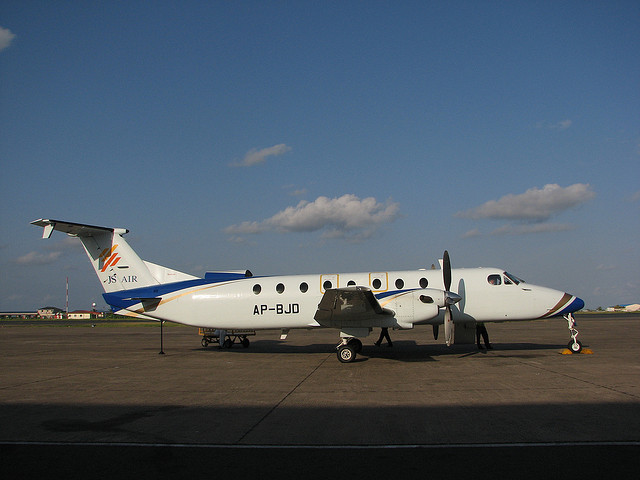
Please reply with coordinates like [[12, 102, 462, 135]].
[[194, 339, 569, 363]]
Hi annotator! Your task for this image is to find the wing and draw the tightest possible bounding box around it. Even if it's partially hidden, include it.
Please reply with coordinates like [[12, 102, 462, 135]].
[[314, 286, 394, 328]]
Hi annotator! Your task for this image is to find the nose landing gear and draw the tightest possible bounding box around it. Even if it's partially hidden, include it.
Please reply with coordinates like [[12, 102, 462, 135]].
[[564, 313, 582, 353]]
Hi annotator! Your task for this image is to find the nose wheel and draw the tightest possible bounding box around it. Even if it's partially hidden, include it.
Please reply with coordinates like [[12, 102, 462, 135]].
[[564, 313, 582, 353]]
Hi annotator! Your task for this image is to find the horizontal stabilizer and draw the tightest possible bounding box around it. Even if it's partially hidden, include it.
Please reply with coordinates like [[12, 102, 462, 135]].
[[31, 219, 128, 237]]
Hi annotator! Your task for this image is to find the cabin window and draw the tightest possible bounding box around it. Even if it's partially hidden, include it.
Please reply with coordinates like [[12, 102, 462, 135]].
[[419, 277, 428, 288], [323, 280, 333, 290], [276, 283, 285, 294], [347, 280, 356, 286], [253, 284, 262, 295], [487, 274, 501, 286], [299, 282, 308, 293], [395, 279, 404, 289], [372, 278, 382, 289]]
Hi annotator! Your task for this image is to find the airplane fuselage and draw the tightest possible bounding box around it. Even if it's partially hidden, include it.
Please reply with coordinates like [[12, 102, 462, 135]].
[[104, 267, 582, 330]]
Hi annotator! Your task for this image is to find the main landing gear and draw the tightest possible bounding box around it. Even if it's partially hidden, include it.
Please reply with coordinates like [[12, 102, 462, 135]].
[[336, 337, 363, 363], [564, 313, 582, 353]]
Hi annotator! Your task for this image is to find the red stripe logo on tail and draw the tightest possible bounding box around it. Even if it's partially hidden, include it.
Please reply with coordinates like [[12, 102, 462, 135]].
[[99, 244, 121, 272]]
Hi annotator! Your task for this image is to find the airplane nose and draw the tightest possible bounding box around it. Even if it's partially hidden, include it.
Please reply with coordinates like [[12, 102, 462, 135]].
[[541, 292, 585, 318], [567, 295, 585, 313]]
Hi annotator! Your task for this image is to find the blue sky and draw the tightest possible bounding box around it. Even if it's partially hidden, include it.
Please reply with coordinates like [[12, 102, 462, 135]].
[[1, 1, 638, 311]]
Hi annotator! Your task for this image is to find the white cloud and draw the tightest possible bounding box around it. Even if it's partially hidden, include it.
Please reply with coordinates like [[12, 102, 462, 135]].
[[14, 237, 79, 266], [456, 183, 595, 223], [596, 264, 616, 271], [230, 143, 292, 167], [289, 188, 307, 197], [225, 194, 401, 241], [224, 221, 266, 235], [536, 119, 573, 130], [462, 229, 481, 239], [281, 184, 308, 197], [489, 223, 575, 236], [15, 251, 62, 265], [0, 27, 16, 52], [226, 236, 250, 244], [556, 119, 572, 130]]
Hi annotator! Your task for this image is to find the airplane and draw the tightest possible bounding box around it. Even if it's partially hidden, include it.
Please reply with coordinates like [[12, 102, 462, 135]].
[[31, 218, 586, 362]]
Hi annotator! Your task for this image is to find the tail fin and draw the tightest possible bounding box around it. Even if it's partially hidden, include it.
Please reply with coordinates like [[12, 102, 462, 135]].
[[31, 219, 196, 293]]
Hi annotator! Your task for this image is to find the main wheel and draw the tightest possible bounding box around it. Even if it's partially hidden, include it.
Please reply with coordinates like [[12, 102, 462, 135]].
[[201, 338, 209, 348], [241, 337, 250, 348], [568, 340, 583, 353], [337, 344, 356, 363], [223, 338, 233, 348]]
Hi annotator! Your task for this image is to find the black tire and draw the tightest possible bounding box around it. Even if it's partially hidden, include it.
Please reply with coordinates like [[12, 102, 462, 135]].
[[568, 340, 583, 353], [337, 344, 356, 363], [223, 338, 233, 348], [201, 338, 209, 348], [241, 337, 250, 348], [347, 338, 363, 353]]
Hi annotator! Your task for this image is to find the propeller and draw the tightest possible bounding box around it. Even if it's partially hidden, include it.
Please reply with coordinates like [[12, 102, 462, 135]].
[[443, 250, 451, 291], [442, 250, 462, 346]]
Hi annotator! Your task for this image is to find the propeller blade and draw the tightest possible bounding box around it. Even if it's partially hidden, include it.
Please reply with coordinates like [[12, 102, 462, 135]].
[[442, 250, 456, 346], [444, 305, 454, 346], [443, 250, 451, 292], [432, 324, 439, 340]]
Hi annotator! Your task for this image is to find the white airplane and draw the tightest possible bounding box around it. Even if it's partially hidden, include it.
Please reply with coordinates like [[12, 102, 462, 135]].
[[31, 218, 585, 362]]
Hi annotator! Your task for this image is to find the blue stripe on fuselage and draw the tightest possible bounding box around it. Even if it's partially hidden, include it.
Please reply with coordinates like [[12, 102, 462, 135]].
[[103, 273, 258, 311], [375, 289, 414, 300], [556, 296, 585, 316]]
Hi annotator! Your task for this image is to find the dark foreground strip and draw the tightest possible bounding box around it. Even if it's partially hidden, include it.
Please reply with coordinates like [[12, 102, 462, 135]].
[[1, 442, 638, 479]]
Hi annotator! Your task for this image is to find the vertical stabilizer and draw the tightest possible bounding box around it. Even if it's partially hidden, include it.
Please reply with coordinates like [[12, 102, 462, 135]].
[[31, 219, 162, 293]]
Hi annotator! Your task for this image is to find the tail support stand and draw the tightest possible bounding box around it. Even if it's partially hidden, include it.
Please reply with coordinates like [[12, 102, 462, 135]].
[[159, 320, 165, 355]]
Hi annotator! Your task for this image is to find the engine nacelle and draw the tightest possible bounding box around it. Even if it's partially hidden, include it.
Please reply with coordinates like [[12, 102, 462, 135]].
[[388, 289, 443, 329]]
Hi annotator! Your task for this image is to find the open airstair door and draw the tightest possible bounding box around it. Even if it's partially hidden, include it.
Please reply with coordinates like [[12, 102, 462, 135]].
[[314, 286, 395, 329]]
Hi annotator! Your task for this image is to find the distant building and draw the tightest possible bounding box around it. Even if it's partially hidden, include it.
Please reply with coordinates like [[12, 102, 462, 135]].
[[606, 304, 640, 312], [0, 311, 38, 319], [38, 307, 64, 318], [68, 310, 104, 320]]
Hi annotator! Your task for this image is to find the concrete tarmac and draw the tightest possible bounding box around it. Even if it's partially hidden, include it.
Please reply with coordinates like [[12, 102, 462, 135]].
[[1, 313, 639, 478]]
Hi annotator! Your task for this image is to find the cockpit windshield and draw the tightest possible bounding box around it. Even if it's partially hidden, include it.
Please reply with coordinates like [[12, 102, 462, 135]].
[[504, 272, 524, 285]]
